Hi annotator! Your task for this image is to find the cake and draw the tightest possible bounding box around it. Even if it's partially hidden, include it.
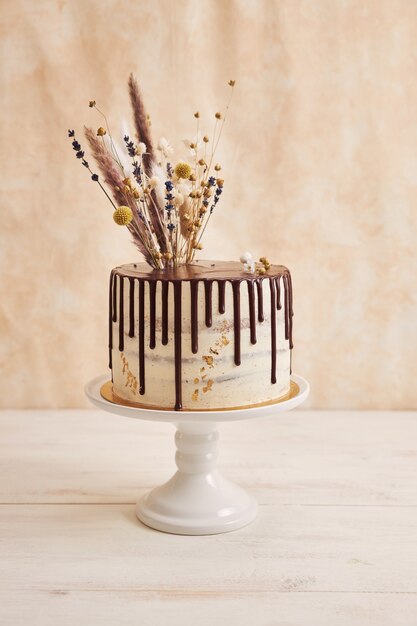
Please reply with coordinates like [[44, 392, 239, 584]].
[[109, 260, 293, 410], [69, 76, 294, 411]]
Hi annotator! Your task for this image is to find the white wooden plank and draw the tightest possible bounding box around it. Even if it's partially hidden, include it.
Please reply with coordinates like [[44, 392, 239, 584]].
[[0, 410, 416, 505], [1, 504, 417, 594], [1, 590, 417, 626]]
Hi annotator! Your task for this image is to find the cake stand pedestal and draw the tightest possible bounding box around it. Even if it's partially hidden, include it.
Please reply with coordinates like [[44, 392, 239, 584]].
[[85, 374, 309, 536]]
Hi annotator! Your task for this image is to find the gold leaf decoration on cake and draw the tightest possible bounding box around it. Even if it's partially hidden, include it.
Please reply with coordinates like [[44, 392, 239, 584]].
[[192, 389, 199, 402], [120, 353, 138, 392], [202, 355, 214, 367]]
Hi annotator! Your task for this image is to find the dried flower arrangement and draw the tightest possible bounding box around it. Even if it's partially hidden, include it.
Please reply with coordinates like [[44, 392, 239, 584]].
[[68, 75, 235, 269]]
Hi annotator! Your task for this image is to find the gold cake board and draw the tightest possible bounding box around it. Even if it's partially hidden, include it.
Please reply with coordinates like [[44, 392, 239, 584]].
[[100, 379, 300, 412]]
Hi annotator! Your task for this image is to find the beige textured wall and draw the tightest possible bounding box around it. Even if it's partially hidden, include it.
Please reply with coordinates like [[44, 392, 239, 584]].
[[1, 0, 416, 409]]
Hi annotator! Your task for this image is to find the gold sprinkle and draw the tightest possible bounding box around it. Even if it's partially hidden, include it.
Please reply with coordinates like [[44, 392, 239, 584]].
[[221, 335, 230, 345], [203, 387, 208, 393], [207, 379, 213, 389], [194, 377, 199, 384], [192, 389, 199, 401], [203, 355, 214, 367]]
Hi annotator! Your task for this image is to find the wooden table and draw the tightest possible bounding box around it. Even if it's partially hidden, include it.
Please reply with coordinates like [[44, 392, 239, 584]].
[[1, 409, 416, 625]]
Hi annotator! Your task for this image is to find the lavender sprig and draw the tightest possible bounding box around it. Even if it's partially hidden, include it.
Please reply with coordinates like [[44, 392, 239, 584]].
[[68, 130, 117, 209]]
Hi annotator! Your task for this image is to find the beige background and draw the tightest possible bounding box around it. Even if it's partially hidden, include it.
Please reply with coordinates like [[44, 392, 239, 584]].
[[1, 0, 416, 409]]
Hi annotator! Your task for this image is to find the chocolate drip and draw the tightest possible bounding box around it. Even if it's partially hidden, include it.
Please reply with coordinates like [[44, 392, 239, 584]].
[[218, 280, 226, 314], [232, 281, 241, 366], [204, 280, 213, 327], [283, 274, 288, 341], [247, 280, 257, 344], [276, 276, 281, 310], [269, 278, 277, 384], [149, 281, 157, 349], [287, 272, 294, 349], [161, 281, 169, 346], [138, 280, 145, 395], [190, 280, 199, 354], [173, 281, 182, 410], [118, 276, 124, 351], [108, 271, 114, 369], [256, 279, 264, 322], [128, 277, 135, 338], [112, 274, 118, 322]]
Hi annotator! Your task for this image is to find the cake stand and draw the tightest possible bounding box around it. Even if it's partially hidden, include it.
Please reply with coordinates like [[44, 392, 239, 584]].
[[85, 374, 309, 535]]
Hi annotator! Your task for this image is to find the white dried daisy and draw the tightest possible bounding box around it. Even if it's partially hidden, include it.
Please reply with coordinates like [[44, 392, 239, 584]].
[[157, 137, 173, 158]]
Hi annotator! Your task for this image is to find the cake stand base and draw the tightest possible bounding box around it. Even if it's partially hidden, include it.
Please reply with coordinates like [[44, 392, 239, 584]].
[[136, 421, 257, 535], [85, 374, 309, 536]]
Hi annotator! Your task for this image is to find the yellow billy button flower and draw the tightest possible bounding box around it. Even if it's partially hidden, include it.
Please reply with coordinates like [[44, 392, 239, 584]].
[[113, 206, 133, 226], [174, 162, 192, 179], [97, 127, 106, 136]]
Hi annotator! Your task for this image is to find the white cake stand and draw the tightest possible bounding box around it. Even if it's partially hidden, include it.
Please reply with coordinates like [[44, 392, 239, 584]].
[[85, 374, 309, 536]]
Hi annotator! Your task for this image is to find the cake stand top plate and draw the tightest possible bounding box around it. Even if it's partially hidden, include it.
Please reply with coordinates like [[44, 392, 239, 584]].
[[85, 374, 309, 423]]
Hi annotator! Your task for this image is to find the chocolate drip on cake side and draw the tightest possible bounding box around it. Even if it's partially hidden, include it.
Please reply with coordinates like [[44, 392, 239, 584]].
[[118, 276, 124, 352], [247, 280, 257, 345], [128, 278, 135, 338], [218, 280, 226, 314], [256, 279, 264, 322], [173, 281, 182, 410], [190, 280, 199, 354], [269, 277, 277, 384], [149, 281, 157, 349], [138, 280, 145, 394], [161, 281, 169, 345], [232, 281, 241, 366], [108, 271, 114, 371], [108, 261, 293, 411], [275, 276, 281, 310], [204, 280, 213, 327]]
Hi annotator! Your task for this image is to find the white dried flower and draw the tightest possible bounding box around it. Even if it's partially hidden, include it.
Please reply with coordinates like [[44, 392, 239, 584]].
[[182, 134, 204, 156], [240, 252, 253, 264], [172, 188, 185, 206], [157, 137, 173, 158], [243, 259, 256, 274], [148, 176, 160, 189], [136, 142, 147, 156]]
